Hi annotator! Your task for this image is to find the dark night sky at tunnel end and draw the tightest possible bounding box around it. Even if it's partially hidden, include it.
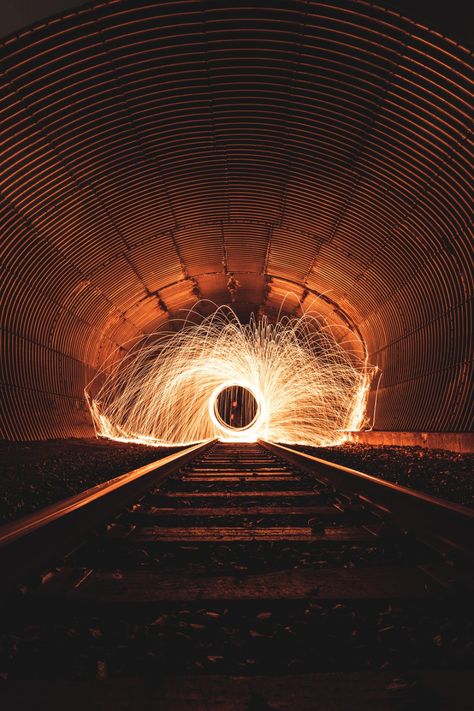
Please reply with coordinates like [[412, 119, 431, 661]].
[[0, 0, 473, 48]]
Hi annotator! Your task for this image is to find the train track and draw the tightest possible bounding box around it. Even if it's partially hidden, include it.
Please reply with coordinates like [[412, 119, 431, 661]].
[[1, 440, 473, 709]]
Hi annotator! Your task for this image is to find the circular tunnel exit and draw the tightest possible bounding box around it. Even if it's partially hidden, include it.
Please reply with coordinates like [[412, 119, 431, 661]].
[[209, 380, 267, 440], [214, 384, 258, 430]]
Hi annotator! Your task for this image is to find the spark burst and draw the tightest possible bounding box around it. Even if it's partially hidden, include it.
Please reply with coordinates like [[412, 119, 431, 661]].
[[85, 305, 376, 447]]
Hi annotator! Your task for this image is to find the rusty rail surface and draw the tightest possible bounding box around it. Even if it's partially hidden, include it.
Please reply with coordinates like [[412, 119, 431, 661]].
[[259, 440, 474, 558]]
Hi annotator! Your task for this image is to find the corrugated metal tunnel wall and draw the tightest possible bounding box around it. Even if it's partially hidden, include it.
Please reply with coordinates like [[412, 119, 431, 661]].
[[0, 0, 472, 441]]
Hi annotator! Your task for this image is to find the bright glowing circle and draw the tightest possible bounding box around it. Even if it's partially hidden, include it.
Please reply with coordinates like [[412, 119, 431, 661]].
[[208, 380, 267, 440], [214, 384, 258, 430]]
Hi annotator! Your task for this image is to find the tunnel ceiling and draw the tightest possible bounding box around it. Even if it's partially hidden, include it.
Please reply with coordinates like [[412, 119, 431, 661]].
[[0, 0, 472, 440]]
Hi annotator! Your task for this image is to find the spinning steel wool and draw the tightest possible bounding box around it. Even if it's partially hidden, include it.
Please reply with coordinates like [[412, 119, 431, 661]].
[[85, 306, 376, 447]]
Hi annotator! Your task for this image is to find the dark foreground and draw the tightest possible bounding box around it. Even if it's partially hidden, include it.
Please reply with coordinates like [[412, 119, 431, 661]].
[[0, 442, 472, 709]]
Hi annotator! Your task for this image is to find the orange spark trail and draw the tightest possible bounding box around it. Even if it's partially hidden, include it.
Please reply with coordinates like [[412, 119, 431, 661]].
[[85, 305, 376, 447]]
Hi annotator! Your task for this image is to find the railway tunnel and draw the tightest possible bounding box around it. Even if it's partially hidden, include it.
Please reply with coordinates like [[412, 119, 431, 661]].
[[0, 0, 472, 444], [0, 0, 473, 708]]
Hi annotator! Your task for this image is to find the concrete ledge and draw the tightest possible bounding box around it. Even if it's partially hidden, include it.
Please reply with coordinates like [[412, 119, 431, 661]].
[[347, 431, 473, 454]]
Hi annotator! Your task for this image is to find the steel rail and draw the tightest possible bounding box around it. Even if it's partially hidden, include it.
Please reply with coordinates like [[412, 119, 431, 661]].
[[0, 439, 217, 596], [259, 440, 474, 559]]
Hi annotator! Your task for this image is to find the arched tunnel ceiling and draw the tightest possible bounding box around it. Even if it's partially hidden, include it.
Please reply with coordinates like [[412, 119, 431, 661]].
[[0, 0, 472, 440]]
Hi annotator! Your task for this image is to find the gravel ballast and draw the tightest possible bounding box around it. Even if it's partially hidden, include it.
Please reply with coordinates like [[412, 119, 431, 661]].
[[0, 439, 181, 525], [292, 444, 474, 508]]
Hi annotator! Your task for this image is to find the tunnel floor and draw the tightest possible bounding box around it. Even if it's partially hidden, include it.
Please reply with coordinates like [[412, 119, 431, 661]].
[[0, 441, 472, 710], [0, 439, 472, 525]]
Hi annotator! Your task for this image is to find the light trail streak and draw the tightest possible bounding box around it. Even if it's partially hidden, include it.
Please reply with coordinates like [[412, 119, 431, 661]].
[[85, 305, 376, 447]]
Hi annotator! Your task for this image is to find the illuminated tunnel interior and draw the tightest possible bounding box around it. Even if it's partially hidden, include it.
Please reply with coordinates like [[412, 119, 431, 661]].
[[0, 3, 473, 706], [0, 0, 472, 443]]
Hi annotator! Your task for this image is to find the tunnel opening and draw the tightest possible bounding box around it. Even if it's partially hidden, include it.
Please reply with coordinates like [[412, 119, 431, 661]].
[[208, 378, 267, 442], [214, 384, 259, 431]]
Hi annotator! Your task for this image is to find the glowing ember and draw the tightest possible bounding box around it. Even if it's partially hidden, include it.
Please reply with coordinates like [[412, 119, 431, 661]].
[[85, 305, 376, 446]]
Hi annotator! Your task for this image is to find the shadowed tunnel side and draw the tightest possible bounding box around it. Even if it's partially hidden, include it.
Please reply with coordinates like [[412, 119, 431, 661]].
[[0, 0, 472, 441]]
